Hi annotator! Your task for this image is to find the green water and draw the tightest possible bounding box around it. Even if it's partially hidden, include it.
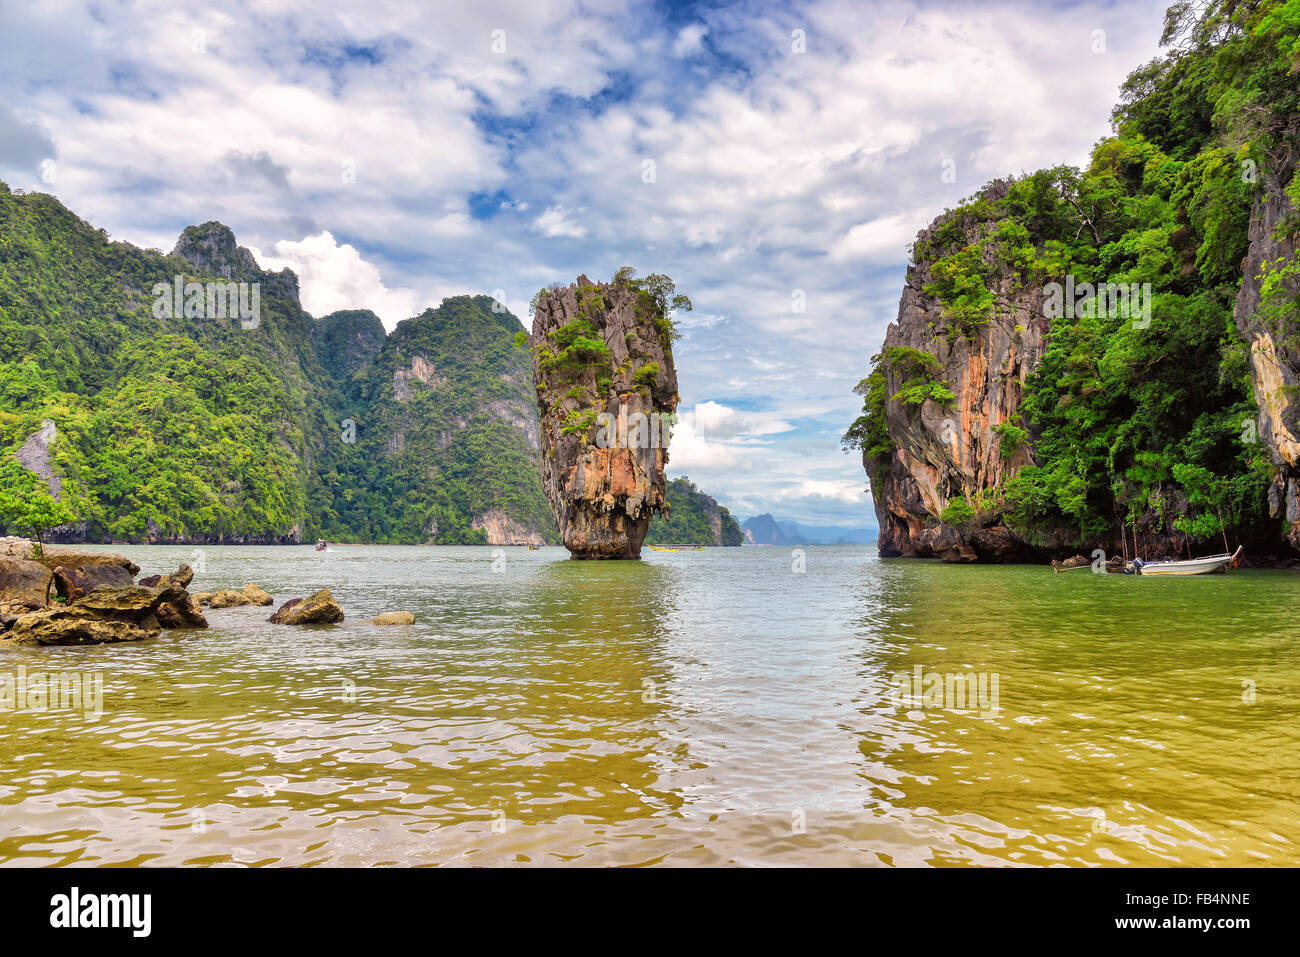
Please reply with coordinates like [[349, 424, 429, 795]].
[[0, 544, 1296, 866]]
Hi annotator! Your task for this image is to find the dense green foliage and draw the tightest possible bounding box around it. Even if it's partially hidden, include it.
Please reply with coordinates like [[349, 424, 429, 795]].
[[0, 185, 557, 544], [645, 476, 743, 545], [317, 295, 557, 544], [842, 355, 894, 491], [847, 0, 1299, 550], [0, 467, 75, 545]]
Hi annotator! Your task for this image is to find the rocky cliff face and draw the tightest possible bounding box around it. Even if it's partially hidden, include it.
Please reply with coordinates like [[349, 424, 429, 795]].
[[1234, 147, 1300, 549], [867, 164, 1300, 564], [868, 182, 1050, 562], [530, 274, 679, 558]]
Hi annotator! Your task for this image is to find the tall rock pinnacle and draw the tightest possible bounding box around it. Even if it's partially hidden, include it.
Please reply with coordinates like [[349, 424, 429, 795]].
[[527, 270, 685, 558]]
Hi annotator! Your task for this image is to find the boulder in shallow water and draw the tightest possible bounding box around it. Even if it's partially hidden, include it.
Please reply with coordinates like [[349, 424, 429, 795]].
[[0, 557, 54, 616], [52, 562, 135, 602], [155, 594, 208, 629], [268, 589, 344, 625], [206, 583, 273, 608], [138, 563, 195, 590], [0, 538, 142, 577], [3, 608, 159, 645], [241, 583, 272, 605], [372, 611, 415, 625], [74, 584, 187, 620]]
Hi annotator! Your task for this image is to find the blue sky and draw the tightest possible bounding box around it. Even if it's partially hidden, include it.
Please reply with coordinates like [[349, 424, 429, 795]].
[[0, 0, 1171, 528]]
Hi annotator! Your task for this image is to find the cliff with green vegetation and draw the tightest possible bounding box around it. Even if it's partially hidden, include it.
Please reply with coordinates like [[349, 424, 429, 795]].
[[0, 184, 556, 544], [320, 295, 556, 544], [845, 0, 1300, 563], [646, 477, 743, 545], [527, 269, 685, 558]]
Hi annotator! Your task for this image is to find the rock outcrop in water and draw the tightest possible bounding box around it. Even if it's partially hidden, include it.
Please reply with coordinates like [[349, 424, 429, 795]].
[[862, 167, 1300, 563], [3, 583, 192, 645], [528, 272, 682, 558], [0, 543, 209, 639], [865, 182, 1052, 562], [268, 589, 344, 624]]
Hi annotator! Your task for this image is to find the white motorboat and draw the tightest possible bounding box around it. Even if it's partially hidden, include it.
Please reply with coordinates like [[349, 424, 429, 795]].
[[1131, 545, 1244, 576]]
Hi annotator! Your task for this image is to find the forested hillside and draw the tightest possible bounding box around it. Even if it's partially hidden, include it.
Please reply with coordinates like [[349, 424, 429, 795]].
[[0, 184, 556, 544], [847, 0, 1300, 561], [646, 476, 743, 545]]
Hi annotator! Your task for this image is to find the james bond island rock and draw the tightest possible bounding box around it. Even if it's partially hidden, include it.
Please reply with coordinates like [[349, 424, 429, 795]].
[[528, 269, 686, 559], [846, 4, 1300, 565], [268, 589, 344, 625]]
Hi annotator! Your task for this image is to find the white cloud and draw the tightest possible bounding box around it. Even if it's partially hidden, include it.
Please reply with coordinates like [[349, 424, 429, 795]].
[[252, 232, 421, 328], [532, 206, 588, 239], [672, 24, 708, 58], [829, 212, 922, 263]]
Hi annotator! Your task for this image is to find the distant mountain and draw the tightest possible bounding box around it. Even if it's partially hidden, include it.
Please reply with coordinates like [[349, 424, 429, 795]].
[[742, 514, 799, 546], [646, 477, 742, 546], [741, 513, 876, 546], [778, 520, 876, 545]]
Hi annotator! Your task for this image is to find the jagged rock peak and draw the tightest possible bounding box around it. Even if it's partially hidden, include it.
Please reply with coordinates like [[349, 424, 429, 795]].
[[528, 270, 683, 559], [172, 222, 262, 282]]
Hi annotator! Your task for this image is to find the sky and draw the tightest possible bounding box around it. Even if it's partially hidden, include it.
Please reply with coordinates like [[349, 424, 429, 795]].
[[0, 0, 1172, 529]]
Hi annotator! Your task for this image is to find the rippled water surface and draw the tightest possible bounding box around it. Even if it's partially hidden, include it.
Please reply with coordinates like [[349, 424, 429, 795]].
[[1, 544, 1297, 866]]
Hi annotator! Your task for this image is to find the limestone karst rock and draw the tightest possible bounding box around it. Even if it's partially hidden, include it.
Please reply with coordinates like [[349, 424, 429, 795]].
[[865, 182, 1050, 562], [528, 272, 682, 559]]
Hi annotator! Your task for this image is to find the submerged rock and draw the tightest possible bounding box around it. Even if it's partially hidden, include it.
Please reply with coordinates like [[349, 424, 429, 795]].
[[528, 271, 682, 559], [155, 595, 208, 629], [372, 611, 415, 625], [205, 583, 273, 608], [268, 589, 344, 625]]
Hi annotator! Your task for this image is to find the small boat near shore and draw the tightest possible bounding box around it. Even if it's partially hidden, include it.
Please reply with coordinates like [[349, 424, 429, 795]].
[[647, 544, 705, 551], [1129, 545, 1244, 576], [1053, 545, 1244, 576]]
